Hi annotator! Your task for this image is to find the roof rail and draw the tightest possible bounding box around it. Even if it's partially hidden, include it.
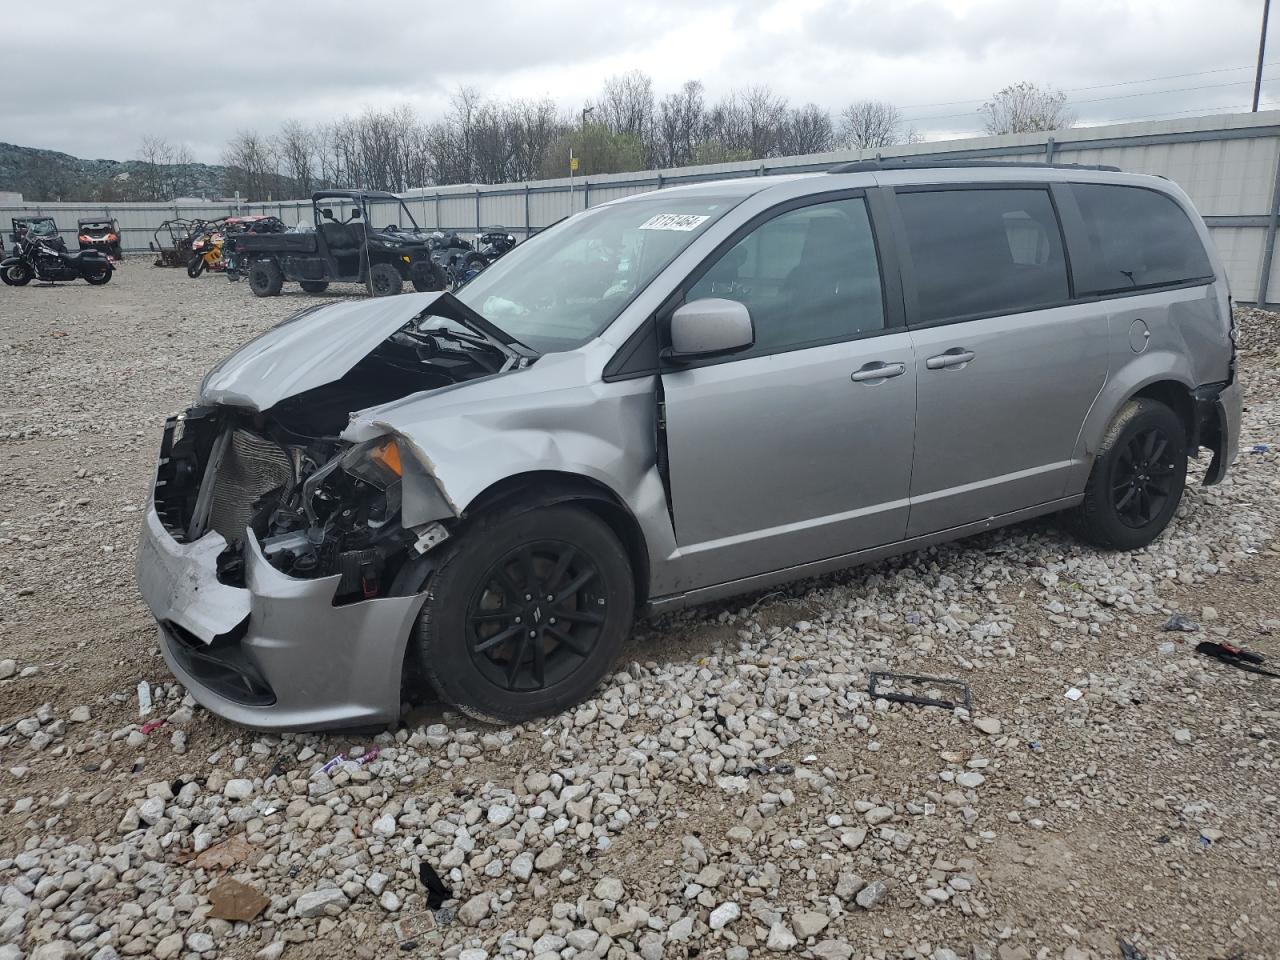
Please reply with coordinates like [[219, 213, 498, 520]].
[[826, 158, 1122, 174]]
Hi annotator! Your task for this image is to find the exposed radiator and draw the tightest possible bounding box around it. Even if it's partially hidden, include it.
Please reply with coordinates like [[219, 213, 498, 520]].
[[206, 429, 293, 543]]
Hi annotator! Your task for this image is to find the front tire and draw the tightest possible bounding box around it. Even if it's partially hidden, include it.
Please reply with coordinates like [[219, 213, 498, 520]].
[[415, 504, 635, 724], [299, 280, 329, 293], [1069, 398, 1187, 550], [2, 262, 32, 286], [367, 262, 403, 297], [248, 260, 283, 297], [186, 256, 205, 278]]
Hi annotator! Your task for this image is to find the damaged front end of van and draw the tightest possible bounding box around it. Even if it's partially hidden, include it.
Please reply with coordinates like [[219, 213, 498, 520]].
[[136, 293, 538, 730]]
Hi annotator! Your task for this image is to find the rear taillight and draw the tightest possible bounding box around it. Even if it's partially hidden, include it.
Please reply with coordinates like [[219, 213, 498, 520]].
[[106, 233, 117, 241], [78, 235, 91, 243]]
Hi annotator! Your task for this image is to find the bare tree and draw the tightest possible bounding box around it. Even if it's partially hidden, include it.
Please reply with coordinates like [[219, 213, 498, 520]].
[[276, 120, 318, 196], [783, 103, 835, 155], [838, 101, 918, 149], [655, 81, 705, 168], [980, 82, 1074, 135], [595, 70, 656, 144], [221, 130, 280, 201]]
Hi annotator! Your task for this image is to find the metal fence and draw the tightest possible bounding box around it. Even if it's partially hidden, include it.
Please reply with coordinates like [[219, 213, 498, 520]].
[[7, 109, 1280, 304]]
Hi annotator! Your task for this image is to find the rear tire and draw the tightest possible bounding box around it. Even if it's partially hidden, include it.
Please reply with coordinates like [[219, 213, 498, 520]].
[[415, 503, 635, 724], [186, 256, 205, 278], [248, 260, 283, 297], [1068, 398, 1187, 550], [367, 262, 403, 297], [84, 264, 112, 285], [299, 280, 329, 293]]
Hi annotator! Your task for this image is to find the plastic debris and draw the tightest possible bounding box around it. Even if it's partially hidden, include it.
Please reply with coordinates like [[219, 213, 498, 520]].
[[318, 746, 380, 777], [1163, 614, 1200, 632], [417, 861, 452, 909], [1064, 687, 1084, 701], [1250, 443, 1270, 453], [905, 611, 924, 625], [395, 913, 437, 943], [208, 878, 270, 922], [140, 718, 167, 735], [137, 681, 153, 716], [869, 671, 972, 710]]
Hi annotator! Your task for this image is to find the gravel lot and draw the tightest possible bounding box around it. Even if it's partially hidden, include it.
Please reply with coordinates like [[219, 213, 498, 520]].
[[2, 266, 1279, 960]]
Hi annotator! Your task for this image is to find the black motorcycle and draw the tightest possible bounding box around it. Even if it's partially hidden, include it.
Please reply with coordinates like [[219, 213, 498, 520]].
[[1, 236, 113, 286]]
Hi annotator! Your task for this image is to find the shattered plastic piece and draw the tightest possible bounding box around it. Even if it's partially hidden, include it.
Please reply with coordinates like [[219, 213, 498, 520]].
[[137, 681, 153, 716], [905, 611, 924, 625], [1064, 687, 1084, 701], [140, 719, 167, 735], [318, 746, 381, 777], [1250, 443, 1270, 453], [208, 878, 270, 922], [395, 913, 437, 942], [1119, 940, 1147, 960], [1196, 640, 1280, 677], [192, 835, 256, 871], [1028, 741, 1043, 752], [417, 861, 452, 909], [1163, 614, 1200, 632], [869, 672, 972, 710]]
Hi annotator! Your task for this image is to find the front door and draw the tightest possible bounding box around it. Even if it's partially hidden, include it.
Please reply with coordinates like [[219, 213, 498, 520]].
[[660, 194, 917, 589], [892, 186, 1109, 537]]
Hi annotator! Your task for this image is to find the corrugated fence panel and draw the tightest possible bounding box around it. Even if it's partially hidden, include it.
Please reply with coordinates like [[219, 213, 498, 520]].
[[6, 111, 1280, 301]]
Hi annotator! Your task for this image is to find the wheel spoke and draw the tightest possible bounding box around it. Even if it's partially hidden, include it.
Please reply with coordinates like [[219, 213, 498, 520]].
[[1147, 481, 1169, 497], [531, 632, 546, 688], [519, 547, 538, 593], [1138, 488, 1152, 521], [505, 631, 532, 689], [553, 607, 605, 625], [546, 546, 577, 593], [1116, 487, 1137, 511], [546, 625, 590, 657], [495, 563, 524, 602], [469, 607, 519, 623], [1150, 436, 1168, 463], [555, 568, 596, 604], [1142, 430, 1158, 461], [1147, 462, 1177, 477], [474, 623, 522, 654]]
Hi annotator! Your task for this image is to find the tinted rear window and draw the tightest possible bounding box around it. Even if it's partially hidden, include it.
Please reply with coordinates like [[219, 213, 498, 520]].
[[897, 188, 1070, 324], [1070, 183, 1213, 294]]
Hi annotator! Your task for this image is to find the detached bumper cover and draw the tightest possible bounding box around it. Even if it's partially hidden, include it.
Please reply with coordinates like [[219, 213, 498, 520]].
[[1195, 377, 1242, 486], [137, 504, 426, 731]]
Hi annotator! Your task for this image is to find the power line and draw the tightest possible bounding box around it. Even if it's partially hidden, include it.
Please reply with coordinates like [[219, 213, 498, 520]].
[[894, 61, 1280, 111], [901, 76, 1277, 123]]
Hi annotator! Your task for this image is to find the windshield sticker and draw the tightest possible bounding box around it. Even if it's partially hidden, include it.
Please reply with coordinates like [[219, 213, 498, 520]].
[[638, 213, 710, 232]]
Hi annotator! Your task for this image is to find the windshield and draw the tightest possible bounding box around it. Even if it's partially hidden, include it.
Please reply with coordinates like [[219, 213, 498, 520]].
[[22, 219, 57, 238], [454, 195, 738, 353], [364, 197, 421, 233]]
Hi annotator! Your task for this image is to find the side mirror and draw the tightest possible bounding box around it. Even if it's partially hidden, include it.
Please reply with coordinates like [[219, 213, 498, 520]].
[[321, 208, 334, 221], [349, 207, 363, 221], [666, 298, 754, 361]]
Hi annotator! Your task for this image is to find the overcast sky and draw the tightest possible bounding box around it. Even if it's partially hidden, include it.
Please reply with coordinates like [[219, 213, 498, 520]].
[[5, 0, 1277, 163]]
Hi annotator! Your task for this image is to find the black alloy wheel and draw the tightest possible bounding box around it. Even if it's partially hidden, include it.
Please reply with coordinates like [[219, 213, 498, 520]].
[[1070, 398, 1187, 550], [466, 540, 607, 692], [415, 503, 634, 723], [1112, 425, 1178, 528]]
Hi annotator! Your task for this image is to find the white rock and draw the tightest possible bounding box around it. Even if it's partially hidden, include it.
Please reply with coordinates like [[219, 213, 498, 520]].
[[487, 803, 515, 826], [296, 888, 348, 917], [223, 778, 254, 801], [372, 814, 396, 838], [973, 717, 1002, 735], [709, 901, 740, 929], [766, 921, 798, 951]]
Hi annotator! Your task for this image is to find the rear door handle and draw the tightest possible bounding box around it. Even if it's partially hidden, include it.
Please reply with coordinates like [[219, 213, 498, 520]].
[[850, 361, 907, 383], [925, 348, 976, 370]]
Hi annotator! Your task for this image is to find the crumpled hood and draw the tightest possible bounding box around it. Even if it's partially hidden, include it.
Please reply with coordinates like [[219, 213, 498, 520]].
[[199, 291, 504, 412]]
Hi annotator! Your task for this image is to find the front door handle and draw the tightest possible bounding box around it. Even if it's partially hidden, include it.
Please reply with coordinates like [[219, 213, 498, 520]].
[[850, 361, 907, 383], [925, 348, 976, 370]]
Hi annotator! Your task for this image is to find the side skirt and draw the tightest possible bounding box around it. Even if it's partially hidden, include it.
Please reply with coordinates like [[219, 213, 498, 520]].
[[642, 495, 1083, 617]]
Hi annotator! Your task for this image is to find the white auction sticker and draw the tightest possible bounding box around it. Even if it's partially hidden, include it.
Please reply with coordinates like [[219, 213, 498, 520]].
[[638, 213, 710, 231]]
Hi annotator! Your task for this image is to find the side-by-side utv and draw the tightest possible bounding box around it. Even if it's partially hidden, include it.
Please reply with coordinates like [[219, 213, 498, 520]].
[[225, 190, 445, 297]]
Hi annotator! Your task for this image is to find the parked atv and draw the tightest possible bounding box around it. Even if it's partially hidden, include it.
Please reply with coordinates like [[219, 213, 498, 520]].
[[477, 227, 517, 260], [225, 190, 445, 297], [78, 218, 124, 260], [429, 231, 489, 289], [2, 235, 112, 286], [10, 216, 66, 253]]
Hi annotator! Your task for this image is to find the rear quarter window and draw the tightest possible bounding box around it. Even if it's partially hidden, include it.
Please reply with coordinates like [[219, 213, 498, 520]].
[[1069, 183, 1214, 295]]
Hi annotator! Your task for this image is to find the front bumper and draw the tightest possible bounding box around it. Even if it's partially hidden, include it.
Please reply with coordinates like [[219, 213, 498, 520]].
[[137, 504, 426, 731]]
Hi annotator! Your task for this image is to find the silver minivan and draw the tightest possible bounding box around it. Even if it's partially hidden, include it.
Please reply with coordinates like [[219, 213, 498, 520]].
[[137, 160, 1241, 730]]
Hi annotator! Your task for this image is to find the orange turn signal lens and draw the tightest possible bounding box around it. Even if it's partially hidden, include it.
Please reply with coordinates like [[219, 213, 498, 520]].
[[370, 439, 402, 477]]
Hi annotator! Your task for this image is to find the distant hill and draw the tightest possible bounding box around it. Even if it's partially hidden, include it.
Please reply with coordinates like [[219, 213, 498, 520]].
[[0, 142, 232, 203]]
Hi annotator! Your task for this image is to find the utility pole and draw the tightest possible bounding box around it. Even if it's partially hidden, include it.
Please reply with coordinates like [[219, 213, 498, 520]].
[[1255, 0, 1272, 111]]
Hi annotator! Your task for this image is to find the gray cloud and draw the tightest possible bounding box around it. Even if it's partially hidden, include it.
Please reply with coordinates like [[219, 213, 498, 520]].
[[3, 0, 1274, 163]]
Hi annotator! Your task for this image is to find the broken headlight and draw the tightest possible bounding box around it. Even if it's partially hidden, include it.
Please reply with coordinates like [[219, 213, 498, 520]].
[[339, 436, 403, 490]]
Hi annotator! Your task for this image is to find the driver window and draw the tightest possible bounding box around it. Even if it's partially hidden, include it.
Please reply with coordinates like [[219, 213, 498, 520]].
[[686, 197, 884, 354]]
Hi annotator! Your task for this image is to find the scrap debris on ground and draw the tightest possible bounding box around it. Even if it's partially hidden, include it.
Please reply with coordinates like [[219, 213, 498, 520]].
[[0, 273, 1278, 960]]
